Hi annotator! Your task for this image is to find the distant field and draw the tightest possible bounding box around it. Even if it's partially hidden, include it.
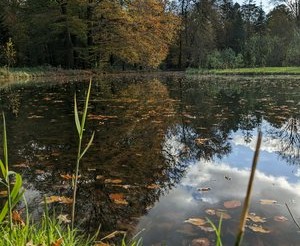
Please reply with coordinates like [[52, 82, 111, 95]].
[[187, 67, 300, 75]]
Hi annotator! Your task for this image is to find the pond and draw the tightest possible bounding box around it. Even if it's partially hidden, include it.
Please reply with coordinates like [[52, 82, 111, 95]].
[[0, 74, 299, 245]]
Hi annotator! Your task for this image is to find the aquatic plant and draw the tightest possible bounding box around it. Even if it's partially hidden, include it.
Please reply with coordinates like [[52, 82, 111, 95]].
[[0, 112, 24, 228], [72, 79, 95, 230]]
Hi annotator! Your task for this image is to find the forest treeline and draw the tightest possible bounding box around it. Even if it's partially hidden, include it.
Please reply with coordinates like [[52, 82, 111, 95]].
[[0, 0, 300, 70]]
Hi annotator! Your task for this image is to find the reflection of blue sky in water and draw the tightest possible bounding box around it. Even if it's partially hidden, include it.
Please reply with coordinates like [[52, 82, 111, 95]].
[[136, 120, 300, 245]]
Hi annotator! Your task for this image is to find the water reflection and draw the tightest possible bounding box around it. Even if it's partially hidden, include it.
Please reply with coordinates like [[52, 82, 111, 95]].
[[0, 75, 299, 244]]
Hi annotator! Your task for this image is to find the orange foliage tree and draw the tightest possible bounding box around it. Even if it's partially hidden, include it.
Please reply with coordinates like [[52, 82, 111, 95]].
[[93, 0, 180, 68]]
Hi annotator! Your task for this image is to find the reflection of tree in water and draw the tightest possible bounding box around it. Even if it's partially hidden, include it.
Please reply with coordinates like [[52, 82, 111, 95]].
[[269, 117, 300, 165]]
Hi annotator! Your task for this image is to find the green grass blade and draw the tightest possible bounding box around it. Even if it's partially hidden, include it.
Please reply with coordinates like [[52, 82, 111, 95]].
[[2, 112, 8, 173], [0, 159, 6, 178], [0, 201, 9, 223], [80, 80, 92, 137], [74, 94, 81, 136], [79, 132, 95, 160]]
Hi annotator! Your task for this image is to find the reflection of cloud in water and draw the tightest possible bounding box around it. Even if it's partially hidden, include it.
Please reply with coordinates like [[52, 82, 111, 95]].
[[233, 135, 281, 153], [136, 159, 300, 245]]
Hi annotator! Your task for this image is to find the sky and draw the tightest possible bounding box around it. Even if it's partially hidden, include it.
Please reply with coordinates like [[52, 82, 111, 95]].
[[235, 0, 277, 13]]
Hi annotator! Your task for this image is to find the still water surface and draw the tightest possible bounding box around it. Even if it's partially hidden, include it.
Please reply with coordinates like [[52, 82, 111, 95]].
[[0, 75, 299, 245]]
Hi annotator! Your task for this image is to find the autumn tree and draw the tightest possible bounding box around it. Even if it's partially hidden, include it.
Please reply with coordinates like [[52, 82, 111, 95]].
[[92, 0, 179, 69]]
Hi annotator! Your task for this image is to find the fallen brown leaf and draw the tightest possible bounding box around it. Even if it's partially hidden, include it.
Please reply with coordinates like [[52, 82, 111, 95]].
[[12, 210, 25, 226], [43, 196, 73, 204], [51, 238, 63, 246], [104, 179, 122, 184], [224, 200, 241, 209], [247, 224, 270, 233], [184, 218, 206, 227], [247, 213, 266, 223]]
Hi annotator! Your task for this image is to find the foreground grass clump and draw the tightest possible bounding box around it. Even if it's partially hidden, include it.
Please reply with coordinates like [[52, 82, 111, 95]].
[[187, 66, 300, 75], [0, 216, 96, 246]]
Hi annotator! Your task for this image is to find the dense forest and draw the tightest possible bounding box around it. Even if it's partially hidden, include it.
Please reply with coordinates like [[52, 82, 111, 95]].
[[0, 0, 300, 70]]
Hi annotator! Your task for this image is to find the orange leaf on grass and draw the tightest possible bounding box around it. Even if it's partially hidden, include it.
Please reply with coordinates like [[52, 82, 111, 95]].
[[51, 238, 63, 246]]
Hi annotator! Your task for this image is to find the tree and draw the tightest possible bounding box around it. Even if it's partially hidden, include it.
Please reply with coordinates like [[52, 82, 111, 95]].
[[92, 0, 179, 68]]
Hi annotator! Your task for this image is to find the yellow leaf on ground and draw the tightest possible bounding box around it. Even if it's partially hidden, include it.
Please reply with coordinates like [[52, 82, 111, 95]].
[[247, 213, 266, 223], [260, 199, 277, 205], [12, 210, 25, 226], [51, 238, 63, 246], [184, 218, 207, 227], [247, 224, 270, 233], [109, 193, 128, 205], [43, 196, 73, 204]]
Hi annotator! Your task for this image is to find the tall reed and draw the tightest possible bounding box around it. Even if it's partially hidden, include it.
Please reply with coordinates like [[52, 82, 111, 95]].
[[234, 131, 262, 246], [71, 79, 95, 230], [0, 112, 24, 228]]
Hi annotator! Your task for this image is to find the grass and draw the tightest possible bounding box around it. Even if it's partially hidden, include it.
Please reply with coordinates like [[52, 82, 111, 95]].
[[186, 67, 300, 75], [0, 66, 92, 81], [0, 215, 97, 246]]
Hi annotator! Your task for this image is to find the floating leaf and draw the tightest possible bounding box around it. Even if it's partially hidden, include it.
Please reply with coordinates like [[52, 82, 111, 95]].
[[205, 209, 216, 216], [198, 187, 211, 192], [247, 213, 266, 223], [192, 238, 210, 246], [260, 199, 277, 205], [274, 216, 288, 222], [247, 224, 270, 233], [198, 225, 215, 232], [109, 193, 128, 205], [147, 184, 160, 189], [216, 210, 231, 219], [195, 138, 209, 145], [224, 200, 241, 209], [104, 179, 122, 184], [51, 238, 63, 246], [43, 196, 73, 204], [184, 218, 206, 227]]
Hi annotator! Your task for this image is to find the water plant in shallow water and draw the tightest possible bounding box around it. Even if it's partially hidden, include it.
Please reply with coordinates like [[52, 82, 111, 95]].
[[72, 79, 95, 230], [0, 112, 24, 228]]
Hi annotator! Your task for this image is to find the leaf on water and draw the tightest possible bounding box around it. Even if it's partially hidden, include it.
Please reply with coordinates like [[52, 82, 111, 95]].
[[198, 225, 215, 232], [43, 196, 73, 204], [104, 179, 123, 184], [57, 214, 71, 224], [13, 163, 29, 168], [192, 238, 210, 246], [198, 187, 211, 192], [274, 215, 288, 222], [260, 199, 277, 205], [96, 175, 104, 180], [109, 193, 128, 205], [184, 218, 207, 227], [60, 174, 80, 180], [224, 200, 241, 209], [247, 213, 266, 223], [205, 209, 216, 216], [216, 210, 231, 220], [12, 210, 25, 226], [247, 224, 270, 233], [195, 138, 209, 145], [147, 184, 160, 189], [27, 115, 44, 119], [51, 238, 63, 246]]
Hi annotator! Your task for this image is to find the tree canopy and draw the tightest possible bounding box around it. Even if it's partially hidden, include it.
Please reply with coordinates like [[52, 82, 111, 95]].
[[0, 0, 299, 69]]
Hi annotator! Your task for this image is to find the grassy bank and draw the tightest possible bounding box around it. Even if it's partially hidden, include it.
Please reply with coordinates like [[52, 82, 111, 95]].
[[0, 66, 93, 81], [187, 67, 300, 75]]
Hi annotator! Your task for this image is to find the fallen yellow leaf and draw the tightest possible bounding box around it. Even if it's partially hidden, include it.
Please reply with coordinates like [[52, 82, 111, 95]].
[[109, 193, 128, 205], [43, 196, 73, 204], [260, 199, 277, 205], [247, 213, 266, 223], [247, 224, 270, 233]]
